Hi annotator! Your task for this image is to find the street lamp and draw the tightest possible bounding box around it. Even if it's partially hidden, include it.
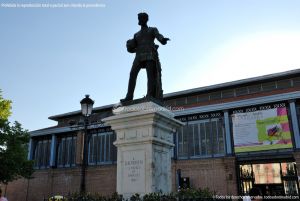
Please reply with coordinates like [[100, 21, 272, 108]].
[[79, 94, 94, 194], [80, 95, 94, 117]]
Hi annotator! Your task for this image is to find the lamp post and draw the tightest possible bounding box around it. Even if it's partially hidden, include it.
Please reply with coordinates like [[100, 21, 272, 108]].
[[79, 94, 94, 194]]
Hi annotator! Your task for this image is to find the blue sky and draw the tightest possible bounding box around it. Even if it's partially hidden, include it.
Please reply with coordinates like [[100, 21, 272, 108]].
[[1, 0, 300, 131]]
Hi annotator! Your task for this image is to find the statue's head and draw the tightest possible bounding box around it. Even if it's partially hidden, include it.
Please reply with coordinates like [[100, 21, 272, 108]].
[[138, 12, 148, 26]]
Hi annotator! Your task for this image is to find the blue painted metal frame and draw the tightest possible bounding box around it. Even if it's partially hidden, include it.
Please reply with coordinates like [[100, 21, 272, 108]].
[[289, 101, 300, 149], [223, 111, 232, 155], [50, 134, 57, 167]]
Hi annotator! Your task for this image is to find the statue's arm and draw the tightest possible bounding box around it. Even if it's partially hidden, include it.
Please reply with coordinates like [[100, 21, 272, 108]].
[[153, 27, 170, 45], [126, 34, 137, 53]]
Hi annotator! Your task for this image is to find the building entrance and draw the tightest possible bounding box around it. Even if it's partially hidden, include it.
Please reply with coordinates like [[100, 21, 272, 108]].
[[239, 162, 299, 196]]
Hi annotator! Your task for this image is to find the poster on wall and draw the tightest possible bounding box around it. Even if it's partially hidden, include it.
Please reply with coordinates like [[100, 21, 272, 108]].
[[232, 107, 293, 153]]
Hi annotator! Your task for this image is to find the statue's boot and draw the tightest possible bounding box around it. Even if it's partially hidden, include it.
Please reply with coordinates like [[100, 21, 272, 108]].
[[120, 95, 133, 103]]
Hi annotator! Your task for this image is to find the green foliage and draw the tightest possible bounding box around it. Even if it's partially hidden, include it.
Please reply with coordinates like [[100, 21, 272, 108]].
[[143, 192, 176, 201], [0, 90, 12, 124], [129, 193, 141, 201], [68, 192, 123, 201], [66, 188, 215, 201], [177, 188, 215, 199], [0, 89, 34, 183], [0, 121, 34, 183]]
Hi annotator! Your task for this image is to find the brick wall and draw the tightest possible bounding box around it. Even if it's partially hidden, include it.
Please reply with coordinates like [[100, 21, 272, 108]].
[[6, 164, 117, 201], [6, 157, 238, 201], [85, 165, 117, 195], [172, 157, 238, 195]]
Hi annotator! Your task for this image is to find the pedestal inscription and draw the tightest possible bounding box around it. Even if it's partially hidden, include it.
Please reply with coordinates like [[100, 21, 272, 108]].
[[123, 150, 145, 193]]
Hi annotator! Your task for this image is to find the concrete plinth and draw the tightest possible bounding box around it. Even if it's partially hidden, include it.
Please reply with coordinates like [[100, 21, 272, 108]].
[[103, 101, 183, 198]]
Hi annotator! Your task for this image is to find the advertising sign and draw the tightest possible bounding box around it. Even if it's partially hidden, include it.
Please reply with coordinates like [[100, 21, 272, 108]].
[[232, 107, 292, 153]]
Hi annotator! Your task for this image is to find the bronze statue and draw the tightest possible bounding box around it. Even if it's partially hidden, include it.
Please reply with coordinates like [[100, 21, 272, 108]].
[[120, 12, 170, 103]]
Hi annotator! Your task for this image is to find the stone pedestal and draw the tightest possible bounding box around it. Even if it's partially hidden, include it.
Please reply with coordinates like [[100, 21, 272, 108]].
[[103, 101, 183, 198]]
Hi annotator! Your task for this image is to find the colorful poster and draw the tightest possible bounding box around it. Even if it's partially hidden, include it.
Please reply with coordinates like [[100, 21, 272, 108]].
[[232, 107, 293, 153]]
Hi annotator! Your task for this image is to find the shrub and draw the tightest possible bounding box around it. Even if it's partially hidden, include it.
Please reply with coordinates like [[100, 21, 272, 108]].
[[177, 188, 215, 199], [66, 188, 216, 201]]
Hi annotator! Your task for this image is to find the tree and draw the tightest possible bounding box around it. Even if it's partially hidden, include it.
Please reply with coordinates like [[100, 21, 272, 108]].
[[0, 89, 11, 124], [0, 90, 34, 184]]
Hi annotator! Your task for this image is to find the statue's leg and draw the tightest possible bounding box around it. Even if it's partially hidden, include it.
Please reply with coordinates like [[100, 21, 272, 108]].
[[145, 60, 157, 98], [124, 60, 141, 100], [156, 59, 163, 99]]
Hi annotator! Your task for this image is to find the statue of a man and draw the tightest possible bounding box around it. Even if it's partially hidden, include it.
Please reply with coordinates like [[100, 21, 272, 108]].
[[120, 12, 170, 103]]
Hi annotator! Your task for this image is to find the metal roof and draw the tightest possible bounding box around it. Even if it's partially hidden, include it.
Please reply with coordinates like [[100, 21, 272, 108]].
[[163, 68, 300, 98], [48, 103, 115, 120]]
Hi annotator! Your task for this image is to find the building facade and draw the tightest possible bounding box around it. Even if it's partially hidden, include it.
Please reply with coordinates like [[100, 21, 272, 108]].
[[5, 69, 300, 201]]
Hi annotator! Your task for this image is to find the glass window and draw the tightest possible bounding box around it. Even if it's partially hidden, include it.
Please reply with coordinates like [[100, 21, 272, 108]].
[[248, 84, 262, 94], [88, 131, 116, 165], [222, 89, 235, 99], [239, 162, 300, 196], [205, 121, 212, 155], [239, 164, 253, 195], [235, 87, 248, 96], [193, 124, 200, 156], [177, 118, 225, 159], [33, 137, 51, 169], [176, 97, 186, 106], [177, 126, 188, 158], [281, 162, 297, 176], [56, 135, 76, 168], [283, 180, 299, 195], [277, 79, 292, 89], [187, 96, 198, 105], [210, 92, 221, 100], [262, 82, 276, 92], [197, 94, 209, 102], [253, 163, 281, 184], [200, 122, 207, 155], [292, 77, 300, 87]]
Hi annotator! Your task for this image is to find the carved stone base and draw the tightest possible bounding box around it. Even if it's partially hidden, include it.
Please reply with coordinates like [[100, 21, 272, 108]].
[[103, 101, 183, 198]]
